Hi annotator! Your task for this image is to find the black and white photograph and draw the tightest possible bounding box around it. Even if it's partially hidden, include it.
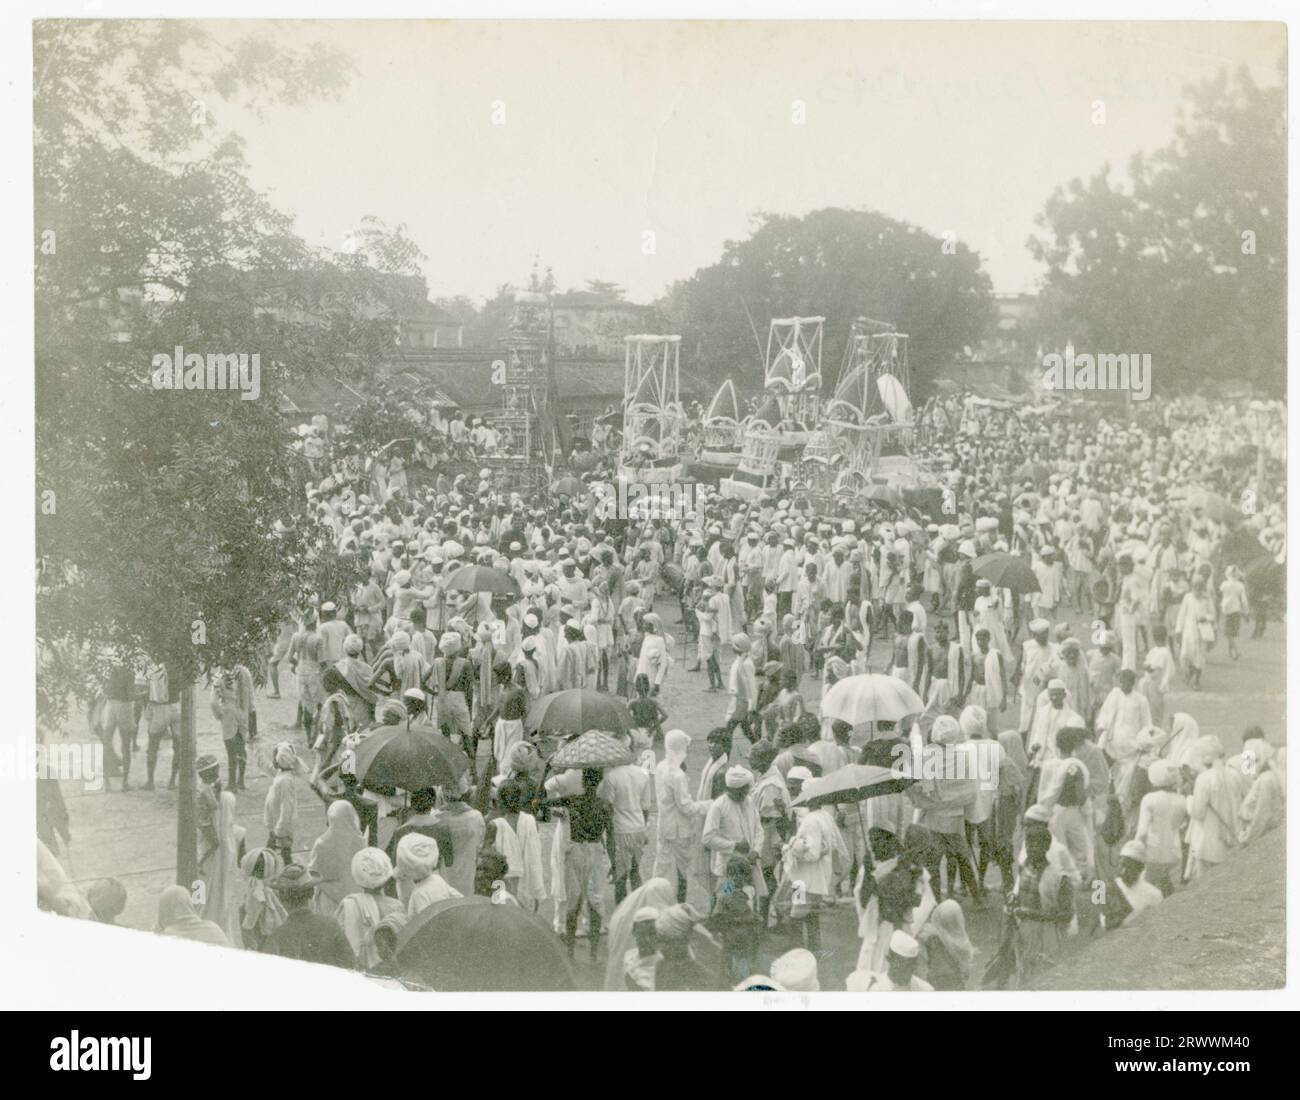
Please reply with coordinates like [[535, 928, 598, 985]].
[[9, 4, 1295, 1037]]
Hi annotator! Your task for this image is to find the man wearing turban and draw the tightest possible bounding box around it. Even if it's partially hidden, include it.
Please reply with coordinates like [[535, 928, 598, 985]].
[[701, 766, 764, 911], [394, 833, 461, 917], [336, 847, 406, 970]]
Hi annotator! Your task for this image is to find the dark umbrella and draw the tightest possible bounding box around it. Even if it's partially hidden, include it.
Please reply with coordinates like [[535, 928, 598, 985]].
[[972, 552, 1040, 595], [395, 896, 577, 991], [790, 763, 917, 806], [444, 564, 519, 597], [791, 762, 918, 851], [526, 689, 632, 737], [351, 723, 468, 792]]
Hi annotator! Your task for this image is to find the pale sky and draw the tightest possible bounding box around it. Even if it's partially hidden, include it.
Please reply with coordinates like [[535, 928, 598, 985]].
[[219, 20, 1284, 303]]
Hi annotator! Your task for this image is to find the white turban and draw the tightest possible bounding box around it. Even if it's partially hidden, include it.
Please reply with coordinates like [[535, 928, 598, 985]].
[[958, 705, 988, 740], [351, 847, 394, 890], [654, 903, 701, 938], [663, 729, 691, 768], [930, 715, 964, 746], [724, 765, 753, 789], [395, 834, 440, 881], [888, 930, 920, 959], [770, 947, 820, 992], [1146, 760, 1177, 789]]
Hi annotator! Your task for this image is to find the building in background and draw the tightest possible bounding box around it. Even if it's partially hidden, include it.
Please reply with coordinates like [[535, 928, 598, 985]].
[[930, 291, 1042, 399], [549, 290, 655, 358]]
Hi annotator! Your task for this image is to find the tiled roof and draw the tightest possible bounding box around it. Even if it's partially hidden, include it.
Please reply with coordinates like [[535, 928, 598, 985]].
[[282, 351, 705, 414]]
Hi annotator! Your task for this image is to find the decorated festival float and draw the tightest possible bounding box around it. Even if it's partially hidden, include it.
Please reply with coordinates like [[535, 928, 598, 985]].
[[483, 289, 554, 494], [824, 322, 945, 518], [720, 316, 824, 501], [716, 313, 944, 516], [697, 378, 743, 470], [617, 333, 686, 485]]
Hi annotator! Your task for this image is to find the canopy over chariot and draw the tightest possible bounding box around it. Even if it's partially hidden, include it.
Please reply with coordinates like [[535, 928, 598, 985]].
[[618, 334, 686, 484]]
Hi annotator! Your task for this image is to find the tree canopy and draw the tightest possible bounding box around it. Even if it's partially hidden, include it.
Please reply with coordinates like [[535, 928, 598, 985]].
[[34, 21, 400, 721], [1027, 63, 1286, 396], [661, 207, 995, 394]]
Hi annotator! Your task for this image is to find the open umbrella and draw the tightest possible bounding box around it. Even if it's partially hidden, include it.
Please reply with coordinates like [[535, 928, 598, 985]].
[[444, 564, 519, 597], [552, 475, 585, 496], [793, 762, 920, 855], [820, 674, 924, 727], [548, 729, 633, 770], [351, 723, 468, 792], [972, 552, 1040, 595], [526, 689, 632, 737], [792, 763, 916, 807], [395, 895, 577, 991]]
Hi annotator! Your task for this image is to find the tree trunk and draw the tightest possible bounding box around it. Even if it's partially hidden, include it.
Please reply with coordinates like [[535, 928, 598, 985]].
[[176, 681, 197, 887]]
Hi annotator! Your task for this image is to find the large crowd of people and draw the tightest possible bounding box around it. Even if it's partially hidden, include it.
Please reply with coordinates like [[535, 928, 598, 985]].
[[39, 384, 1287, 992]]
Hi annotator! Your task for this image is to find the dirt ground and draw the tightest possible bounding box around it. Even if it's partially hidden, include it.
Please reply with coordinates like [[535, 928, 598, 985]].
[[1034, 827, 1285, 990], [54, 592, 1285, 991]]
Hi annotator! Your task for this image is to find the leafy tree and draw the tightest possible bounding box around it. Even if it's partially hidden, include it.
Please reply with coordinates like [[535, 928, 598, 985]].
[[1028, 63, 1285, 395], [432, 295, 481, 327], [34, 20, 411, 882], [661, 208, 994, 395], [582, 279, 626, 301], [464, 285, 516, 347]]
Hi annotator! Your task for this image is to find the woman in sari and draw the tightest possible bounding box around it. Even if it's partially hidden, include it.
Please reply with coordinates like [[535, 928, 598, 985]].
[[1237, 741, 1284, 845], [917, 899, 976, 991], [202, 791, 245, 947], [1185, 735, 1242, 882], [157, 885, 229, 946], [308, 799, 366, 918], [238, 847, 288, 952]]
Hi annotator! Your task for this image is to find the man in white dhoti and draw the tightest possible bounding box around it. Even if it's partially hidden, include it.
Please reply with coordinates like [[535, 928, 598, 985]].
[[963, 629, 1006, 731], [1095, 668, 1153, 803], [1015, 619, 1058, 734]]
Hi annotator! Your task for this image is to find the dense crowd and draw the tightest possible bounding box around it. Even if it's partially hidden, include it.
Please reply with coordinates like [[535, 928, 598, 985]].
[[39, 387, 1287, 992]]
